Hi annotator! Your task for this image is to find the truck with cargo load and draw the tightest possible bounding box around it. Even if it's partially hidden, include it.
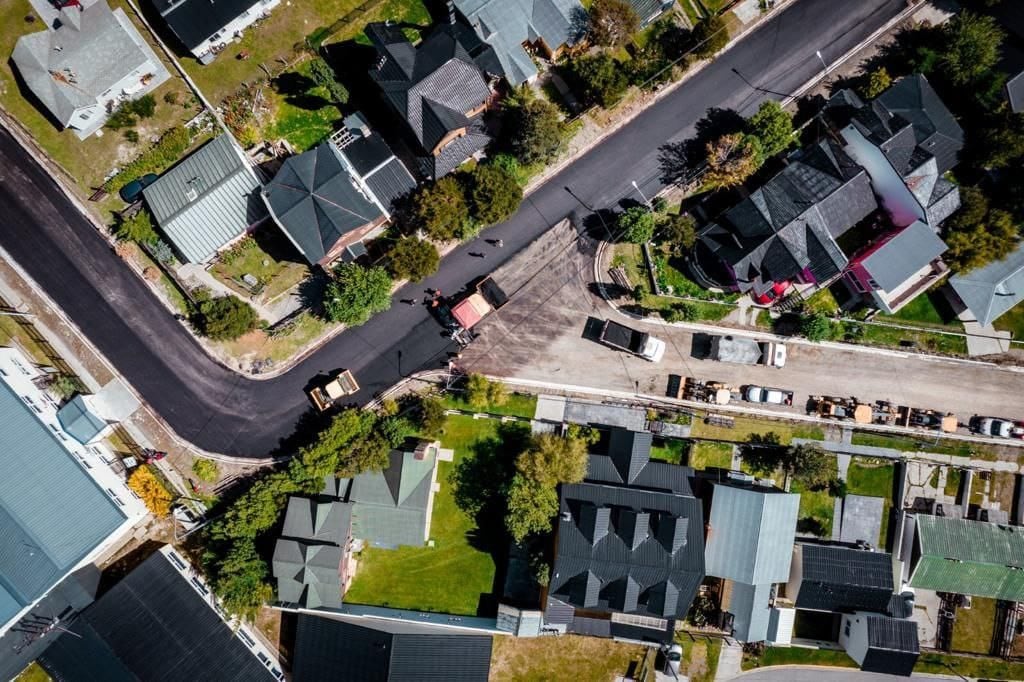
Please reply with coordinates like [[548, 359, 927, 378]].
[[599, 319, 666, 362], [709, 335, 786, 368]]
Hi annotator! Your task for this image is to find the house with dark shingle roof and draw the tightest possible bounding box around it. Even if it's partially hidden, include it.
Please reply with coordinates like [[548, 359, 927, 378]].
[[38, 546, 281, 681], [949, 242, 1024, 328], [146, 0, 283, 64], [12, 2, 170, 139], [545, 429, 704, 643], [272, 496, 353, 609], [702, 481, 799, 642], [263, 117, 415, 266], [453, 0, 586, 86], [787, 543, 896, 614], [693, 138, 877, 303], [366, 22, 495, 179], [292, 612, 493, 682]]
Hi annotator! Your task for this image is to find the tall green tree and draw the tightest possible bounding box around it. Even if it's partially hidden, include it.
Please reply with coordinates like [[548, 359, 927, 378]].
[[387, 236, 440, 282], [692, 15, 728, 59], [309, 57, 350, 104], [515, 433, 589, 488], [617, 206, 656, 244], [661, 212, 697, 252], [588, 0, 640, 47], [470, 165, 523, 226], [508, 98, 563, 165], [324, 263, 393, 325], [288, 408, 376, 488], [747, 100, 794, 158], [213, 539, 274, 621], [942, 12, 1005, 85], [413, 177, 470, 241], [506, 474, 559, 543], [572, 53, 629, 107], [861, 66, 892, 99]]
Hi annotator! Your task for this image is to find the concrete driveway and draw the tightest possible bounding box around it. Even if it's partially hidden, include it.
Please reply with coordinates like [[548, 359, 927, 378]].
[[460, 223, 1024, 427]]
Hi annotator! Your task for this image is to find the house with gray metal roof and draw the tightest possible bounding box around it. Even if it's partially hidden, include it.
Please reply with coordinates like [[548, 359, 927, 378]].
[[628, 0, 674, 27], [0, 346, 143, 636], [546, 431, 704, 643], [907, 514, 1024, 601], [272, 496, 353, 609], [143, 134, 267, 263], [56, 394, 110, 444], [264, 119, 415, 266], [349, 440, 449, 549], [146, 0, 282, 65], [12, 2, 170, 139], [366, 22, 495, 179], [949, 242, 1024, 327], [703, 482, 799, 642], [844, 219, 948, 315], [453, 0, 586, 86]]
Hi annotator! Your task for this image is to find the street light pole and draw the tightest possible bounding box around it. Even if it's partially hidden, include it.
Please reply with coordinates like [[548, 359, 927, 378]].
[[816, 49, 828, 73], [631, 180, 653, 210]]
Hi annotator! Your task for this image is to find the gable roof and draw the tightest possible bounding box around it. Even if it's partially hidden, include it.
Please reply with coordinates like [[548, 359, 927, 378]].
[[549, 479, 704, 621], [796, 544, 893, 613], [455, 0, 585, 86], [292, 613, 493, 682], [705, 484, 799, 585], [39, 549, 276, 681], [349, 445, 437, 548], [147, 0, 257, 50], [873, 74, 964, 175], [273, 496, 351, 608], [263, 142, 384, 264], [1008, 70, 1024, 113], [949, 241, 1024, 327], [56, 395, 108, 444], [858, 220, 947, 292], [144, 134, 267, 263], [12, 2, 155, 126], [367, 23, 493, 176], [910, 515, 1024, 600], [728, 581, 772, 643], [699, 139, 876, 295], [281, 496, 351, 545], [335, 132, 418, 212], [584, 429, 694, 494], [0, 381, 126, 627]]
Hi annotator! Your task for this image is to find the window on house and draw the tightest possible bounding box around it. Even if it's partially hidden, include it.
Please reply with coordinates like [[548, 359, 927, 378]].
[[844, 621, 851, 637]]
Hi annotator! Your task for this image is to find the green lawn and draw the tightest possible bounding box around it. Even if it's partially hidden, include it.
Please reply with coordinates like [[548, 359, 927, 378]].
[[677, 636, 722, 682], [916, 652, 1024, 679], [878, 290, 951, 327], [182, 0, 430, 104], [652, 253, 737, 302], [344, 415, 511, 615], [690, 416, 824, 445], [490, 635, 650, 682], [742, 646, 856, 671], [849, 431, 976, 458], [803, 288, 839, 315], [441, 392, 538, 419], [687, 441, 733, 470], [995, 300, 1024, 341], [945, 467, 963, 497], [791, 482, 834, 537], [651, 437, 689, 464], [210, 228, 309, 302], [842, 320, 967, 356], [264, 60, 343, 151], [952, 596, 996, 654], [846, 459, 894, 546]]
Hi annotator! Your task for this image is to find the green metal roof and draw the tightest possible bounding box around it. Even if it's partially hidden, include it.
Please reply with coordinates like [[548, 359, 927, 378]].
[[910, 515, 1024, 600]]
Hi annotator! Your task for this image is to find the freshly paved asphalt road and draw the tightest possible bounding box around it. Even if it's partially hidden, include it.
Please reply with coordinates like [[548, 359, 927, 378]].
[[0, 0, 906, 456]]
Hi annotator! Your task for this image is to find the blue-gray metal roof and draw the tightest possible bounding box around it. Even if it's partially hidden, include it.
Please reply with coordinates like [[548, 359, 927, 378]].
[[56, 395, 107, 444], [949, 241, 1024, 327], [264, 142, 383, 264], [728, 581, 772, 643], [859, 220, 947, 292], [349, 449, 434, 548], [0, 382, 125, 626], [143, 135, 267, 263], [705, 483, 799, 585]]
